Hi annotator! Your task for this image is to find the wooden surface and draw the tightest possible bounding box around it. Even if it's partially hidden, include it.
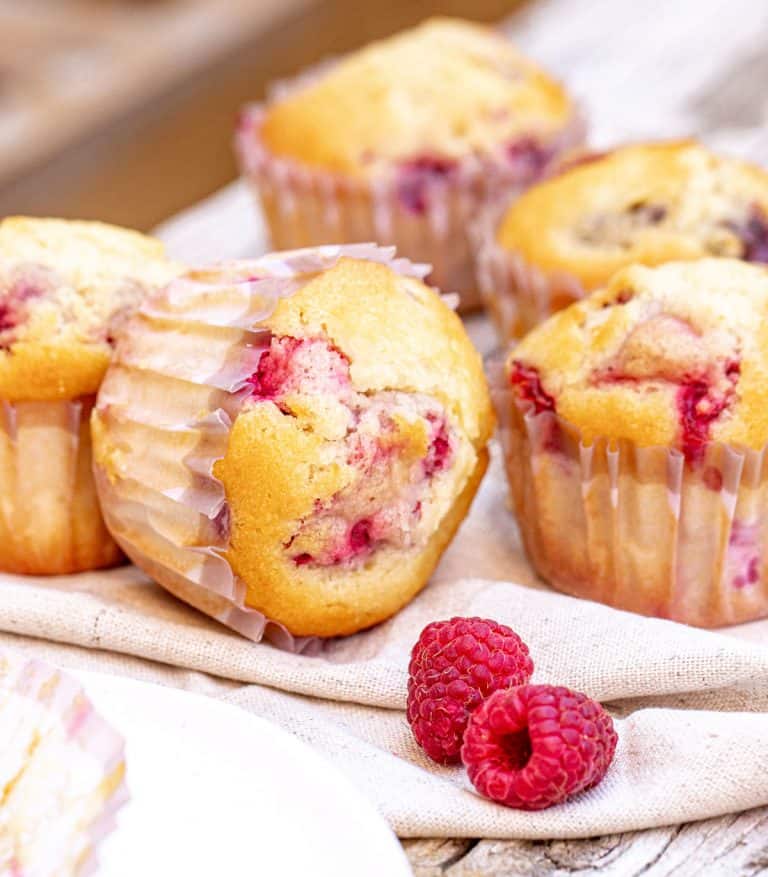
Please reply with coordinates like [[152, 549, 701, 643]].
[[0, 0, 312, 228], [0, 0, 526, 230], [154, 1, 768, 873], [403, 807, 768, 875], [0, 0, 307, 186]]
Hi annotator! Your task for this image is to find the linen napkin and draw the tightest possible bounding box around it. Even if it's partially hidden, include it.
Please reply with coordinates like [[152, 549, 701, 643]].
[[3, 448, 768, 839]]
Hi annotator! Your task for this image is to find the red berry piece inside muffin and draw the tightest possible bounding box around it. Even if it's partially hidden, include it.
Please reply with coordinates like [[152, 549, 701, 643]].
[[396, 156, 459, 216], [730, 205, 768, 263], [247, 334, 457, 569], [508, 259, 768, 464], [0, 265, 52, 342]]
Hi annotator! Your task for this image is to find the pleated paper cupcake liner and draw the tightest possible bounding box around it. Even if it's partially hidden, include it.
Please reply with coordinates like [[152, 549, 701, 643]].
[[235, 80, 586, 311], [0, 650, 127, 875], [94, 244, 432, 652], [488, 353, 768, 628], [0, 397, 122, 575], [475, 206, 587, 340]]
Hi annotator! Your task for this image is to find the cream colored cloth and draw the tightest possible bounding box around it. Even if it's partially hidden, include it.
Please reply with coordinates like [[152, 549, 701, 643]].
[[80, 0, 768, 839], [3, 449, 768, 839]]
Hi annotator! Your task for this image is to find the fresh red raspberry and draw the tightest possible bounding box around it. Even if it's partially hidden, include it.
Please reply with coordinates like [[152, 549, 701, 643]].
[[461, 685, 618, 810], [406, 617, 533, 764]]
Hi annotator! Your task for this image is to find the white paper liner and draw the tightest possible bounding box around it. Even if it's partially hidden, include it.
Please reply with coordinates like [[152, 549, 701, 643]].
[[475, 204, 587, 340], [234, 69, 586, 311], [488, 352, 768, 628], [94, 244, 436, 652], [0, 397, 121, 575], [0, 649, 127, 876]]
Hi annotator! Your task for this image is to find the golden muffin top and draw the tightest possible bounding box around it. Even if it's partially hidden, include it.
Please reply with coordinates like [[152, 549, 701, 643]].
[[508, 259, 768, 458], [0, 217, 180, 402], [259, 18, 575, 177], [496, 141, 768, 291]]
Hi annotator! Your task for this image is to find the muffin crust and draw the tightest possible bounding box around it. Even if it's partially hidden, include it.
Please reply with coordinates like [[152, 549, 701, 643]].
[[0, 217, 179, 402], [497, 141, 768, 292], [509, 259, 768, 455], [261, 18, 574, 178]]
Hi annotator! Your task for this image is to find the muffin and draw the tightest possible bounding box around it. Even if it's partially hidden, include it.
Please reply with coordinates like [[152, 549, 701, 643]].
[[478, 140, 768, 338], [236, 18, 584, 311], [0, 217, 179, 575], [492, 258, 768, 628], [92, 244, 493, 645], [0, 650, 126, 875]]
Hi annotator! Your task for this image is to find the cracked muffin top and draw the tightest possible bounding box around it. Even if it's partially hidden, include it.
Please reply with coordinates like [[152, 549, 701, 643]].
[[0, 217, 179, 402], [259, 17, 576, 178], [507, 259, 768, 458], [496, 141, 768, 291]]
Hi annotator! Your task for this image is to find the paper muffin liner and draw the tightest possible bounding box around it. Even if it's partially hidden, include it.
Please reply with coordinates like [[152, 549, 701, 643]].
[[474, 146, 649, 340], [235, 73, 586, 311], [489, 352, 768, 628], [94, 244, 436, 652], [0, 650, 127, 875], [0, 396, 122, 575], [475, 204, 587, 340]]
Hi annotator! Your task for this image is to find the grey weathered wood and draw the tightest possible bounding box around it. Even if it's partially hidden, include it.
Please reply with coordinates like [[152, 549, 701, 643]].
[[403, 806, 768, 875]]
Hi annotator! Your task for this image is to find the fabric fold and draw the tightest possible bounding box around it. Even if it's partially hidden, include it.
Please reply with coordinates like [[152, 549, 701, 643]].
[[1, 455, 768, 838]]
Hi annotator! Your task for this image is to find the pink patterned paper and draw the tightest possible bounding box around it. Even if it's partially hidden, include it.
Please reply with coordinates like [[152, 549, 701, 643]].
[[0, 650, 127, 876]]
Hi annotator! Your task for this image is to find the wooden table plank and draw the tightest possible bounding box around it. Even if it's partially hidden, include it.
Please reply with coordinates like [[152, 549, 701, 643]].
[[0, 0, 314, 184], [404, 806, 768, 875]]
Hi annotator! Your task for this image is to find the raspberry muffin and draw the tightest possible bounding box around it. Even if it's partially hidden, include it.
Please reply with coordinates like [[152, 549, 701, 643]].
[[92, 245, 493, 645], [0, 649, 126, 875], [492, 258, 768, 627], [478, 141, 768, 338], [0, 217, 178, 575], [236, 18, 583, 311]]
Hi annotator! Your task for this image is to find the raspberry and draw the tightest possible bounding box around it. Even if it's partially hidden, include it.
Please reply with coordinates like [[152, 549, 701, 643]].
[[247, 336, 351, 405], [461, 685, 618, 810], [406, 618, 534, 764], [677, 361, 740, 463], [736, 205, 768, 263], [396, 155, 457, 214], [505, 137, 552, 179], [509, 361, 556, 414]]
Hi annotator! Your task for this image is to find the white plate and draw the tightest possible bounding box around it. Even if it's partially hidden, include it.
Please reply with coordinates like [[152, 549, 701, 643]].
[[74, 671, 411, 877]]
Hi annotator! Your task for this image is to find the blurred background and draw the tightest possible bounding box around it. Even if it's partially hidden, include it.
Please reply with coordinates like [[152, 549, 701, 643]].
[[0, 0, 525, 231], [4, 0, 767, 236]]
